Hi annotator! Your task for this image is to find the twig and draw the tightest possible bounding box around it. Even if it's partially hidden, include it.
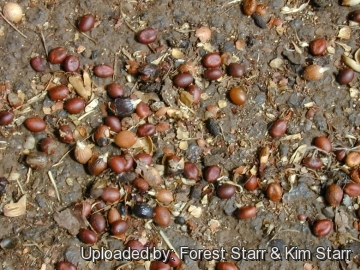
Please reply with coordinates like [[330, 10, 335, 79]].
[[26, 167, 31, 184], [0, 13, 27, 39], [39, 30, 48, 56], [78, 109, 96, 121], [47, 171, 61, 202], [52, 147, 74, 167], [157, 228, 180, 258]]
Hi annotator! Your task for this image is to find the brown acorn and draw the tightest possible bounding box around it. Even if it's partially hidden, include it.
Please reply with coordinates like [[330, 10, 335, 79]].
[[88, 153, 108, 175], [74, 141, 93, 164]]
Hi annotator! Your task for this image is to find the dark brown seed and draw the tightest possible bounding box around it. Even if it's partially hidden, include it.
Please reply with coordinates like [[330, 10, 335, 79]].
[[64, 97, 85, 114], [78, 14, 95, 32], [78, 228, 98, 244], [136, 27, 158, 44], [0, 110, 14, 125], [114, 130, 137, 148], [101, 187, 121, 203], [59, 124, 73, 144], [216, 262, 238, 270], [173, 72, 194, 88], [266, 182, 283, 202], [183, 162, 199, 180], [252, 13, 267, 29], [204, 67, 223, 80], [137, 123, 156, 137], [244, 175, 258, 191], [344, 182, 360, 197], [153, 205, 171, 227], [349, 10, 360, 23], [94, 64, 114, 78], [309, 38, 327, 56], [204, 165, 221, 182], [26, 152, 48, 169], [335, 149, 346, 162], [312, 219, 333, 237], [123, 153, 134, 172], [56, 261, 77, 270], [24, 117, 46, 132], [104, 116, 121, 132], [132, 203, 153, 219], [325, 184, 343, 206], [40, 137, 58, 154], [111, 220, 129, 235], [202, 53, 222, 68], [136, 102, 151, 118], [110, 97, 137, 117], [313, 136, 332, 152], [150, 261, 170, 270], [167, 252, 181, 267], [48, 85, 70, 101], [108, 156, 126, 174], [30, 56, 47, 72], [74, 201, 92, 218], [235, 205, 257, 219], [303, 156, 323, 170], [48, 47, 68, 64], [134, 153, 153, 165], [133, 178, 150, 192], [217, 184, 236, 199], [186, 85, 202, 104], [126, 240, 145, 251], [62, 55, 80, 72], [89, 213, 106, 233], [269, 119, 287, 138], [229, 87, 247, 105], [227, 63, 245, 78], [297, 214, 307, 222], [337, 68, 354, 85], [107, 83, 125, 98]]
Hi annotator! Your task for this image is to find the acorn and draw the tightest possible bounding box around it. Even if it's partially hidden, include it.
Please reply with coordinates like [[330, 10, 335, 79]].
[[109, 98, 141, 118], [74, 141, 93, 164], [93, 125, 111, 147], [303, 65, 329, 81], [88, 153, 108, 175]]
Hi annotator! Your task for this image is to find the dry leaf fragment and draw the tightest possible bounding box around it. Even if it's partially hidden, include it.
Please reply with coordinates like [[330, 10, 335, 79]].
[[188, 205, 202, 218], [338, 27, 351, 40], [180, 91, 194, 107], [208, 219, 220, 233], [171, 48, 185, 59], [195, 26, 211, 42], [280, 1, 309, 14], [342, 54, 360, 72], [269, 58, 284, 69], [69, 76, 91, 99], [289, 144, 307, 164], [85, 98, 98, 112], [4, 195, 27, 217], [335, 42, 352, 52]]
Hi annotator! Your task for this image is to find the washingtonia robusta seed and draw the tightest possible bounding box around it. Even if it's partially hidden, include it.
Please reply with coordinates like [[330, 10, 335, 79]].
[[132, 203, 154, 219], [109, 98, 141, 117], [206, 118, 221, 136], [252, 13, 267, 29]]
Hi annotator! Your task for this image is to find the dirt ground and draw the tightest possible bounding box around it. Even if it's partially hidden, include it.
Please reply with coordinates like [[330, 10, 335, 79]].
[[1, 0, 360, 269]]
